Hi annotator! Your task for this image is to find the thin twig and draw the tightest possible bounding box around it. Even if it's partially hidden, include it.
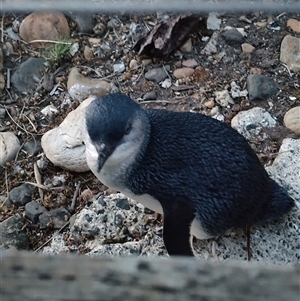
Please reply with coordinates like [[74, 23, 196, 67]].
[[4, 106, 36, 135], [281, 63, 292, 77], [33, 221, 70, 253], [1, 12, 4, 43], [0, 169, 10, 208], [69, 181, 81, 213], [34, 163, 44, 200], [28, 39, 72, 45]]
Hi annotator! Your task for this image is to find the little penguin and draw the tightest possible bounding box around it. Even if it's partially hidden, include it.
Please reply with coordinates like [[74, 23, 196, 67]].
[[82, 93, 295, 256]]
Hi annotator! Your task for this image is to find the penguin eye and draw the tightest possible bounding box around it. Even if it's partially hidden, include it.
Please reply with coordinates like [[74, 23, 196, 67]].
[[125, 124, 132, 135]]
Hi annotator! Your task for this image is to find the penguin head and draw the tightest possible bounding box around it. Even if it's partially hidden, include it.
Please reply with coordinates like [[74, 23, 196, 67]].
[[82, 94, 149, 174]]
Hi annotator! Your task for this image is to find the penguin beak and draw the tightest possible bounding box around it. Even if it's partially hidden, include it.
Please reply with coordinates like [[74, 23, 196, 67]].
[[97, 142, 113, 172]]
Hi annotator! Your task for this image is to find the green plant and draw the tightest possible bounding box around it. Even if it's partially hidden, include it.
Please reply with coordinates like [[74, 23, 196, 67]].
[[43, 40, 72, 70]]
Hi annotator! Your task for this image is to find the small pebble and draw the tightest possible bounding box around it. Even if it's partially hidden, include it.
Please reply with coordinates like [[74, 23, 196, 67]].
[[145, 68, 168, 83], [8, 183, 34, 207], [25, 200, 47, 223], [113, 62, 125, 73], [180, 38, 192, 52], [204, 99, 215, 109], [284, 106, 300, 134], [241, 43, 255, 53], [173, 67, 194, 79], [143, 91, 157, 101], [287, 19, 300, 33], [129, 59, 138, 69]]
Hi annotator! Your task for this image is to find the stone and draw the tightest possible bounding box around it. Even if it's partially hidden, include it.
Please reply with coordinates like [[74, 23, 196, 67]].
[[222, 28, 245, 45], [67, 67, 111, 102], [201, 32, 218, 55], [231, 107, 277, 140], [0, 214, 29, 250], [40, 104, 58, 116], [23, 139, 42, 156], [69, 193, 163, 255], [11, 57, 46, 94], [180, 38, 192, 52], [129, 59, 138, 69], [161, 78, 172, 89], [8, 183, 34, 207], [182, 59, 198, 68], [39, 207, 71, 229], [143, 91, 157, 100], [0, 132, 20, 165], [204, 99, 215, 109], [207, 12, 221, 30], [19, 11, 70, 48], [145, 68, 168, 83], [83, 45, 93, 61], [283, 106, 300, 134], [246, 74, 278, 101], [65, 11, 95, 33], [266, 138, 300, 202], [241, 43, 255, 53], [113, 62, 125, 73], [41, 96, 95, 172], [230, 81, 248, 98], [0, 48, 4, 91], [173, 67, 194, 79], [116, 198, 130, 210], [214, 90, 234, 107], [280, 35, 300, 72], [250, 67, 262, 75], [25, 200, 47, 223], [287, 19, 300, 33]]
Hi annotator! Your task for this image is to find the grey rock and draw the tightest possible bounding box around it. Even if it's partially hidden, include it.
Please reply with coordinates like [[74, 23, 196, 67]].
[[88, 242, 142, 256], [113, 62, 126, 73], [231, 107, 277, 140], [145, 68, 168, 83], [266, 138, 300, 202], [25, 200, 47, 223], [8, 183, 34, 207], [11, 58, 46, 94], [246, 74, 278, 101], [116, 198, 130, 210], [280, 35, 300, 72], [201, 32, 218, 55], [39, 207, 71, 229], [207, 12, 221, 30], [143, 91, 157, 101], [65, 11, 95, 33], [0, 214, 29, 250], [23, 139, 42, 155], [222, 28, 245, 45]]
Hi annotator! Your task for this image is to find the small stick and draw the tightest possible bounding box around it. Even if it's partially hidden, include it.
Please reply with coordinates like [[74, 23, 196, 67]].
[[34, 162, 44, 200], [33, 221, 70, 253], [69, 181, 81, 213]]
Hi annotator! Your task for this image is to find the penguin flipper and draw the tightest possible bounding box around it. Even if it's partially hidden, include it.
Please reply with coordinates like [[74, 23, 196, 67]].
[[162, 205, 195, 256]]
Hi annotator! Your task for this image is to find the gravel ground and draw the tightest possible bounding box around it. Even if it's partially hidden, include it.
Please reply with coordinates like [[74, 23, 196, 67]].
[[0, 10, 299, 255]]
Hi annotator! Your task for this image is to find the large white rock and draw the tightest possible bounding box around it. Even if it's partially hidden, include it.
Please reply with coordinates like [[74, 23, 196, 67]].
[[41, 96, 95, 172], [0, 132, 20, 165], [231, 107, 276, 140], [266, 138, 300, 201]]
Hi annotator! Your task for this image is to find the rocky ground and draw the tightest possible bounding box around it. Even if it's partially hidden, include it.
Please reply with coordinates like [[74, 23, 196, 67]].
[[0, 10, 299, 263]]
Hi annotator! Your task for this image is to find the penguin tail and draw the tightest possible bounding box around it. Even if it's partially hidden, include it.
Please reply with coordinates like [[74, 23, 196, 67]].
[[259, 179, 295, 223]]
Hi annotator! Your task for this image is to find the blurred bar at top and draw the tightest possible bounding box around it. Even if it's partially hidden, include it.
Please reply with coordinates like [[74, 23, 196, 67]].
[[0, 0, 300, 13]]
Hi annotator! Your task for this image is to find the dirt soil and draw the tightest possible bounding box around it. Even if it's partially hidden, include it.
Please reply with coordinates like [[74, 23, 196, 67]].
[[0, 11, 299, 253]]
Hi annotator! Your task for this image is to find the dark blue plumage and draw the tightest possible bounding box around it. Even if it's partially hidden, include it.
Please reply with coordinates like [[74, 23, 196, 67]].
[[83, 93, 295, 256]]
